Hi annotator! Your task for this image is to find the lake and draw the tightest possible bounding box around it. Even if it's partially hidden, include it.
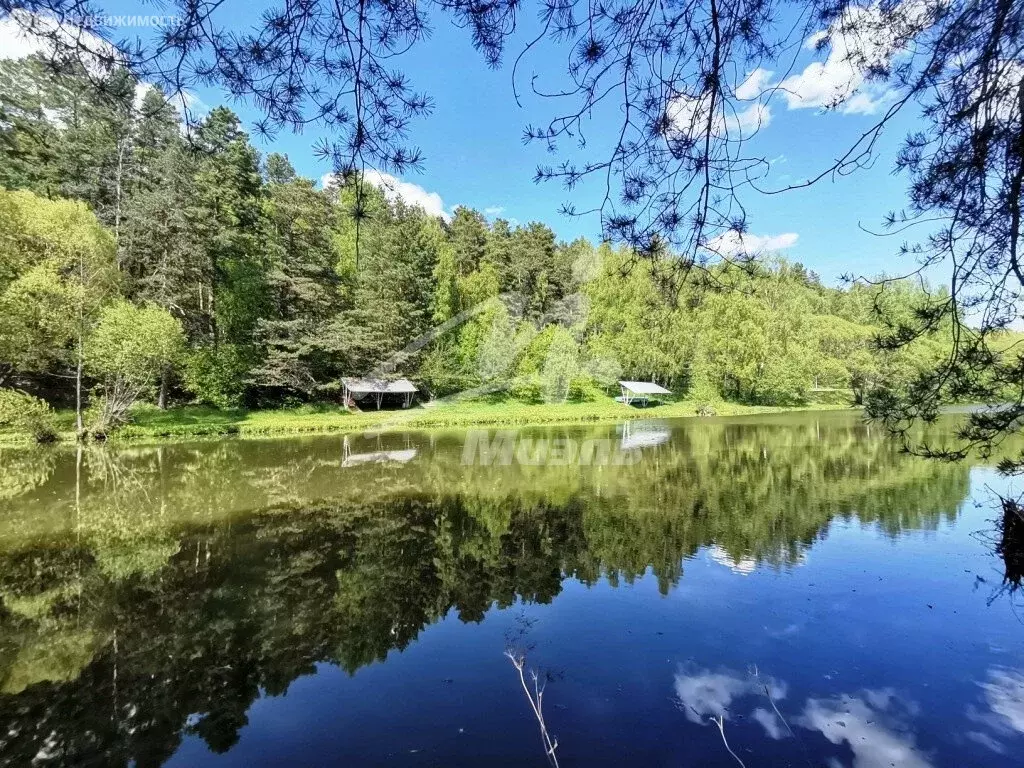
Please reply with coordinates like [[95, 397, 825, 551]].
[[0, 410, 1021, 767]]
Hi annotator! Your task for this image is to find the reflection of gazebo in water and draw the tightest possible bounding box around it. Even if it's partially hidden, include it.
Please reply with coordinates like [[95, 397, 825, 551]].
[[342, 377, 418, 410], [619, 419, 672, 450], [342, 434, 419, 467]]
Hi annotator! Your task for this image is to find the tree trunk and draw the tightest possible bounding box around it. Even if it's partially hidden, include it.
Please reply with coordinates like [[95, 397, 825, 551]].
[[75, 337, 84, 438], [158, 368, 168, 409], [75, 348, 83, 438], [114, 137, 127, 256], [75, 251, 86, 439], [210, 284, 218, 350]]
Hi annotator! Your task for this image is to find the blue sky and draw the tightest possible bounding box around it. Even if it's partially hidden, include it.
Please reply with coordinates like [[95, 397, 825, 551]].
[[1, 4, 933, 286]]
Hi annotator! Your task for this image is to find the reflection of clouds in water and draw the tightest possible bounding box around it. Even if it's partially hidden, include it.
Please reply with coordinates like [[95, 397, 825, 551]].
[[966, 667, 1024, 754], [797, 689, 933, 768], [766, 622, 802, 638], [706, 545, 807, 575], [674, 667, 936, 768], [707, 546, 758, 575], [752, 707, 786, 739], [982, 668, 1024, 732], [672, 665, 786, 724]]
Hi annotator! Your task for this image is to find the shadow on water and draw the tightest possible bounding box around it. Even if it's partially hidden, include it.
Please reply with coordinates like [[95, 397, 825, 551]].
[[0, 411, 1019, 766]]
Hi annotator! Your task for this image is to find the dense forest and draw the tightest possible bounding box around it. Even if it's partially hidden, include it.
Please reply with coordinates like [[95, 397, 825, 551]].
[[0, 55, 960, 438]]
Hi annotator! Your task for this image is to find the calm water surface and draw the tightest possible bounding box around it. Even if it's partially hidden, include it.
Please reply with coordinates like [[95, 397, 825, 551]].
[[0, 411, 1021, 767]]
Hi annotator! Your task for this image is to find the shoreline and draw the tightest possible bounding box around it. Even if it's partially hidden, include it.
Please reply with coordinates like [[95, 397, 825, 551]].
[[0, 398, 857, 447]]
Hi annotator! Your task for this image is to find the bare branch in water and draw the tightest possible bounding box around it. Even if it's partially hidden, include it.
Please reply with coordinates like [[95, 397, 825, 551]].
[[761, 682, 794, 738], [753, 667, 816, 768], [710, 714, 746, 768], [505, 650, 560, 768]]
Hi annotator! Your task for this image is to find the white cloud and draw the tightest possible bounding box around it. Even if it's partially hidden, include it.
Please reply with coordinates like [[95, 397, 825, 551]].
[[780, 1, 932, 115], [483, 206, 505, 217], [674, 669, 751, 722], [666, 93, 771, 139], [362, 170, 450, 221], [736, 68, 774, 101], [967, 60, 1024, 125], [735, 102, 772, 133], [707, 230, 799, 256], [0, 9, 118, 72], [981, 668, 1024, 733], [674, 668, 933, 768], [173, 89, 208, 121], [966, 666, 1024, 752], [133, 81, 154, 107], [0, 12, 48, 60], [665, 66, 776, 141], [320, 171, 452, 221], [1, 10, 207, 128]]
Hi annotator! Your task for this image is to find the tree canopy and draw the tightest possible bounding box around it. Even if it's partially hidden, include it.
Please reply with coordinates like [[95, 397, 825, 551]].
[[1, 0, 1022, 463], [0, 48, 1019, 452]]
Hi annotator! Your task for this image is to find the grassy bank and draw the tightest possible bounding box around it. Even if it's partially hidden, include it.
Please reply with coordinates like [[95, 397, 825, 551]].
[[0, 393, 856, 445]]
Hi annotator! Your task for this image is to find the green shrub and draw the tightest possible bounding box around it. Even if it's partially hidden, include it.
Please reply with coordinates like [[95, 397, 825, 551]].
[[0, 389, 58, 443], [510, 374, 543, 403], [182, 345, 251, 409], [568, 376, 600, 402]]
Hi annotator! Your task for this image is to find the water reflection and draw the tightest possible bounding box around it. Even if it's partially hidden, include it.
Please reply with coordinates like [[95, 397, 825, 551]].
[[0, 412, 1016, 766], [342, 434, 419, 466], [0, 414, 977, 579], [967, 667, 1024, 755], [799, 689, 933, 768], [617, 419, 671, 451], [673, 665, 787, 723], [673, 666, 936, 768]]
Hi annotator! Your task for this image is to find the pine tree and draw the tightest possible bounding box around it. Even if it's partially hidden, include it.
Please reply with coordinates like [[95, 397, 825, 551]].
[[248, 154, 344, 396]]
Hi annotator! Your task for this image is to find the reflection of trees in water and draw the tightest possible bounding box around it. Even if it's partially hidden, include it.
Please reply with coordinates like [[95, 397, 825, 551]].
[[0, 414, 983, 765], [0, 496, 588, 766], [0, 449, 56, 503], [1, 415, 976, 578]]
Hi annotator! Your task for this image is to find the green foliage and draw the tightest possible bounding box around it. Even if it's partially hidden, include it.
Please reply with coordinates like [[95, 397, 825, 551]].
[[182, 345, 253, 409], [0, 262, 77, 373], [82, 301, 186, 433], [539, 326, 581, 402], [0, 55, 960, 418], [0, 189, 118, 372], [0, 389, 58, 443], [0, 186, 118, 434], [475, 302, 518, 383], [88, 301, 186, 392], [249, 156, 345, 395]]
